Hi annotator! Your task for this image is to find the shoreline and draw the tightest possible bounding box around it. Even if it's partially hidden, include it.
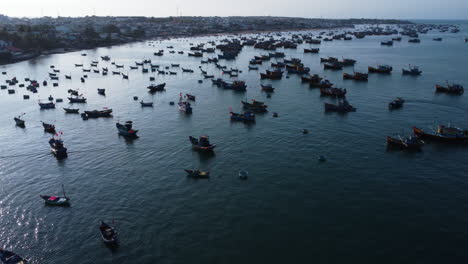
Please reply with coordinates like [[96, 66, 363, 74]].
[[0, 24, 394, 67]]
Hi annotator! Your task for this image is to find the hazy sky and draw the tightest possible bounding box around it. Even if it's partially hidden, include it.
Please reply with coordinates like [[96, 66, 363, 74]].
[[2, 0, 467, 19]]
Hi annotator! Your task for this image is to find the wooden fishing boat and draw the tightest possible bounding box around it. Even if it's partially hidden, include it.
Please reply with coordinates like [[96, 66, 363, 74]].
[[381, 40, 393, 46], [408, 38, 421, 43], [343, 72, 368, 81], [40, 185, 70, 206], [140, 101, 153, 107], [435, 83, 464, 95], [75, 64, 83, 67], [0, 248, 28, 264], [68, 96, 87, 103], [147, 83, 166, 92], [178, 100, 193, 114], [260, 84, 275, 92], [189, 136, 216, 151], [84, 109, 113, 118], [230, 111, 255, 122], [341, 58, 357, 66], [413, 125, 468, 143], [99, 221, 118, 246], [320, 57, 338, 63], [310, 80, 333, 88], [122, 73, 129, 79], [368, 65, 393, 74], [97, 88, 105, 95], [184, 169, 210, 179], [304, 48, 319, 53], [387, 136, 424, 150], [324, 99, 356, 113], [63, 108, 79, 114], [301, 74, 322, 83], [39, 102, 55, 109], [116, 121, 138, 138], [14, 116, 25, 127], [185, 94, 196, 101], [49, 137, 68, 159], [42, 122, 56, 133], [260, 70, 283, 80], [182, 68, 194, 73], [324, 62, 343, 70], [320, 87, 347, 97], [65, 75, 71, 79], [241, 99, 268, 112], [402, 66, 422, 75]]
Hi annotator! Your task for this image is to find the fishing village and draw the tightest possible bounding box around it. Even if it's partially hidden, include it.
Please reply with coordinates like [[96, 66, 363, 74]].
[[0, 15, 467, 263]]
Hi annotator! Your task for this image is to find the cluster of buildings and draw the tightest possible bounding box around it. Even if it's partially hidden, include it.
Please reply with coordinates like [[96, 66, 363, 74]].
[[0, 14, 409, 64]]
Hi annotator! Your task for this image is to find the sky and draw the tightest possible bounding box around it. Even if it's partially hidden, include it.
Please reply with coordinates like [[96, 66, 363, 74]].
[[1, 0, 467, 19]]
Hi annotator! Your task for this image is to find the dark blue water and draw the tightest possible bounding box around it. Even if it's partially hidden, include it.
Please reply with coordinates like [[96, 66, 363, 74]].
[[0, 21, 467, 263]]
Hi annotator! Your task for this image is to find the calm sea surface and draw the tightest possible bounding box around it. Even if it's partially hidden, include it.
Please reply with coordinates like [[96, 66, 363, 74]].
[[0, 21, 467, 263]]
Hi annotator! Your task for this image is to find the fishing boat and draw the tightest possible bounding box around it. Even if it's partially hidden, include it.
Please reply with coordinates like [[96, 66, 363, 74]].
[[42, 122, 56, 133], [178, 99, 193, 114], [140, 101, 153, 107], [343, 72, 368, 81], [301, 74, 323, 83], [0, 249, 28, 264], [49, 136, 68, 159], [310, 80, 333, 89], [185, 94, 196, 101], [320, 87, 347, 97], [388, 97, 405, 109], [68, 89, 79, 96], [99, 221, 118, 246], [387, 135, 424, 150], [381, 40, 394, 46], [433, 37, 443, 41], [435, 83, 464, 95], [248, 66, 259, 70], [260, 84, 275, 92], [402, 65, 422, 75], [65, 75, 71, 79], [239, 170, 248, 180], [260, 70, 283, 80], [230, 111, 255, 122], [324, 62, 343, 70], [84, 109, 113, 118], [122, 73, 129, 79], [320, 57, 338, 63], [116, 121, 138, 138], [189, 136, 216, 151], [413, 125, 468, 143], [63, 108, 79, 114], [184, 169, 210, 179], [97, 88, 106, 95], [304, 48, 320, 53], [14, 115, 25, 127], [368, 65, 393, 74], [40, 185, 70, 206], [68, 96, 87, 103], [39, 102, 55, 109], [241, 99, 268, 112], [147, 83, 166, 92], [75, 64, 83, 67], [324, 99, 356, 113], [408, 38, 421, 43]]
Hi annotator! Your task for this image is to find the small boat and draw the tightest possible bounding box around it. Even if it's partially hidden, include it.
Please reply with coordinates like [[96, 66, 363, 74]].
[[39, 102, 55, 109], [122, 73, 129, 79], [318, 155, 327, 162], [239, 170, 248, 180], [320, 87, 347, 98], [189, 136, 216, 151], [14, 115, 25, 127], [435, 83, 464, 95], [68, 96, 87, 103], [178, 99, 193, 114], [75, 64, 83, 67], [63, 108, 79, 114], [65, 75, 71, 79], [241, 99, 268, 112], [185, 94, 196, 101], [324, 62, 343, 70], [42, 122, 56, 133], [248, 66, 259, 70], [184, 169, 210, 179], [0, 248, 28, 264], [387, 135, 424, 150], [302, 129, 309, 134], [116, 121, 138, 138], [99, 221, 118, 246], [433, 37, 443, 41], [40, 185, 70, 206], [147, 83, 166, 92], [343, 72, 368, 81], [140, 101, 153, 107], [381, 40, 394, 46], [84, 109, 113, 118], [68, 89, 79, 96], [301, 74, 323, 83], [408, 38, 421, 43], [230, 111, 255, 122], [49, 136, 68, 159], [402, 65, 422, 75], [413, 125, 468, 143], [97, 88, 105, 95], [368, 65, 392, 74], [388, 97, 405, 109], [260, 84, 275, 92], [324, 99, 356, 113], [304, 48, 320, 53], [260, 70, 283, 80]]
